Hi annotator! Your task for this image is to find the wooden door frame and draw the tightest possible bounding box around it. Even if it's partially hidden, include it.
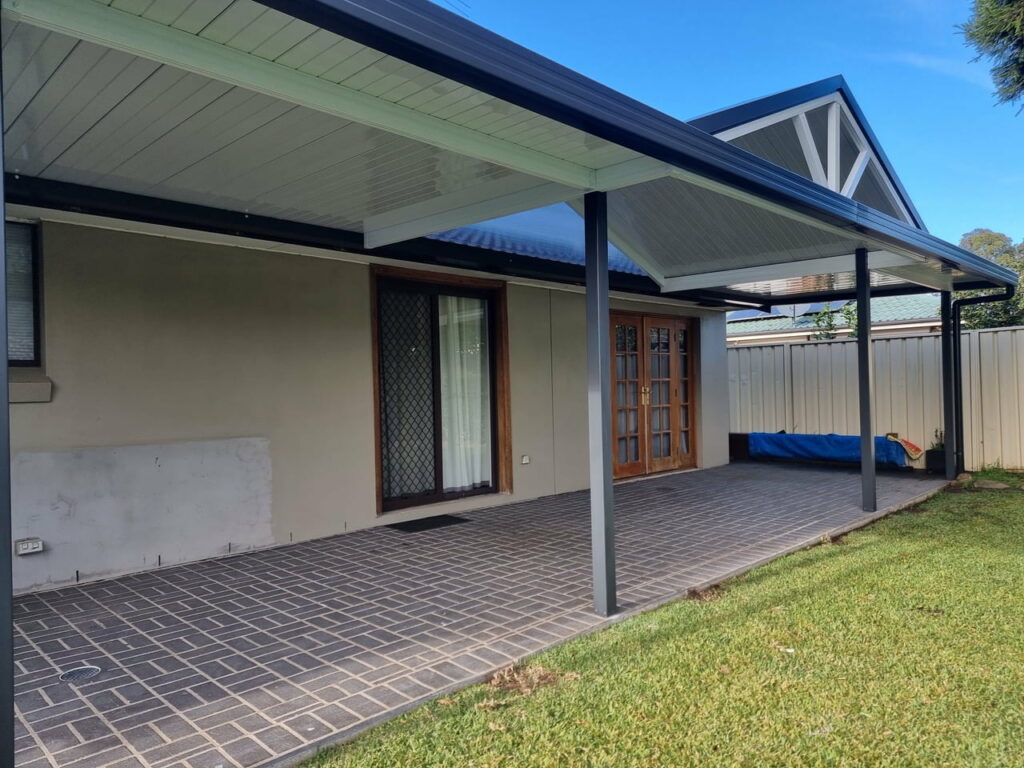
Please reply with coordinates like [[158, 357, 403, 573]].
[[610, 311, 700, 479], [675, 315, 699, 470], [370, 265, 513, 515], [610, 312, 647, 479]]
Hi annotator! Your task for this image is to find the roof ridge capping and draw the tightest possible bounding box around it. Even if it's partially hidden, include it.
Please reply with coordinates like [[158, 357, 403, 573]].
[[688, 75, 848, 134]]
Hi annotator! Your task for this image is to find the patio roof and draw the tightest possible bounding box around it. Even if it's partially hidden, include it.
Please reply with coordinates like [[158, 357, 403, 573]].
[[0, 0, 1015, 304], [0, 2, 1001, 756]]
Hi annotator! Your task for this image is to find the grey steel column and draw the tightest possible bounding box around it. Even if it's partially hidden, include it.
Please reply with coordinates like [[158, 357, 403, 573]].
[[0, 41, 12, 766], [584, 191, 616, 617], [855, 248, 876, 512], [952, 303, 964, 475], [940, 291, 956, 479]]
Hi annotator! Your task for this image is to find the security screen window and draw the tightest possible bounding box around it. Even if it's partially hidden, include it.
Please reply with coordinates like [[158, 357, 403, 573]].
[[6, 222, 38, 366], [376, 277, 496, 510]]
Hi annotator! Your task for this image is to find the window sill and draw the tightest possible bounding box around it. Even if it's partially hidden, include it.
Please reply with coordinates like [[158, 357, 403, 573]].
[[9, 369, 53, 403]]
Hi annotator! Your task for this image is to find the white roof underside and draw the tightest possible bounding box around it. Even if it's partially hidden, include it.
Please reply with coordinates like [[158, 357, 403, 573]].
[[0, 0, 996, 299]]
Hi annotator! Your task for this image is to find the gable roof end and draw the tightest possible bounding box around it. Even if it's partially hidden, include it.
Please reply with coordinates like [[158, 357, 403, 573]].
[[689, 76, 927, 231]]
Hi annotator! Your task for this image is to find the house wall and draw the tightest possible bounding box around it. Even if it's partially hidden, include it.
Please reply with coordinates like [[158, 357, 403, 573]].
[[10, 222, 729, 592]]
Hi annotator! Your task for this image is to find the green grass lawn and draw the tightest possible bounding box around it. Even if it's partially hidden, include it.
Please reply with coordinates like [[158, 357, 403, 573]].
[[307, 487, 1024, 768]]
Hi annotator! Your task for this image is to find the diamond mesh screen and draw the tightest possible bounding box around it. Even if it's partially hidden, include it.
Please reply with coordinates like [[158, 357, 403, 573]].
[[7, 223, 35, 363], [379, 289, 436, 500]]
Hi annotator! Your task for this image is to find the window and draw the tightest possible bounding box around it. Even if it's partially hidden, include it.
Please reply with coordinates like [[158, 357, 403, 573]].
[[375, 274, 505, 511], [7, 222, 39, 366]]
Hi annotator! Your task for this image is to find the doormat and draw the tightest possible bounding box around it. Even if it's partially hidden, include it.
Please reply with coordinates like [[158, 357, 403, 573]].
[[386, 514, 468, 533]]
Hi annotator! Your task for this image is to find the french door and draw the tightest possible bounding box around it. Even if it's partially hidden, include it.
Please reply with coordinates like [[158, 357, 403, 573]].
[[611, 313, 697, 479]]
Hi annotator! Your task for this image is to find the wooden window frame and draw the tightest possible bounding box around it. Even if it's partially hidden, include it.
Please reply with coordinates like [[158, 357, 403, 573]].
[[371, 266, 512, 514]]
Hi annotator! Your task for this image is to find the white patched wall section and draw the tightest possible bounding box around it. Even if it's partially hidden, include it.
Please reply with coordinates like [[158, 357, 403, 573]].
[[11, 437, 273, 593]]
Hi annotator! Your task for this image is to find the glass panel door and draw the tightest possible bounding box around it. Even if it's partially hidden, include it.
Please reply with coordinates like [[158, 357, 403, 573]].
[[610, 314, 698, 479], [610, 314, 645, 478], [379, 288, 437, 499], [438, 295, 492, 493], [676, 318, 697, 468], [378, 279, 496, 510], [644, 317, 678, 474]]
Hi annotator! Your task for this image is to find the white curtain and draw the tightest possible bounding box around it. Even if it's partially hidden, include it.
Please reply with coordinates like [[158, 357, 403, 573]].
[[438, 295, 492, 492]]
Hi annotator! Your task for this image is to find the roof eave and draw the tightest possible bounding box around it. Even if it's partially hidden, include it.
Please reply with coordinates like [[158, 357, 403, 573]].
[[254, 1, 1008, 292]]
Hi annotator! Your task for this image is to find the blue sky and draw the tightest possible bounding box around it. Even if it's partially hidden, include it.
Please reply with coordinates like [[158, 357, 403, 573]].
[[435, 0, 1021, 246]]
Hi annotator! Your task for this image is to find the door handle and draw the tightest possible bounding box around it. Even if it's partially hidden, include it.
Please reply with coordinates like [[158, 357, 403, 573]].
[[641, 385, 650, 406]]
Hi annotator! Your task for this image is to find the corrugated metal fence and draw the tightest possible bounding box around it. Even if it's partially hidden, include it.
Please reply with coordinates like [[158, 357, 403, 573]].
[[728, 327, 1024, 471]]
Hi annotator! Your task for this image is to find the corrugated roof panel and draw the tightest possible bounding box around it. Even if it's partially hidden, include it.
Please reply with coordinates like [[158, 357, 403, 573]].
[[730, 120, 810, 179], [607, 176, 865, 279], [2, 27, 536, 233], [727, 293, 941, 333], [100, 0, 641, 172], [430, 204, 646, 276]]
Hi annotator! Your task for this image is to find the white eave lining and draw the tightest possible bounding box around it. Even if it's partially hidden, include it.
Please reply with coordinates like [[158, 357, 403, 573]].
[[0, 0, 966, 297], [1, 0, 597, 188]]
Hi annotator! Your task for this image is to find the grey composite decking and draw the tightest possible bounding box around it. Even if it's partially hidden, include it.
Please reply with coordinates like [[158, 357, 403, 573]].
[[12, 463, 945, 768]]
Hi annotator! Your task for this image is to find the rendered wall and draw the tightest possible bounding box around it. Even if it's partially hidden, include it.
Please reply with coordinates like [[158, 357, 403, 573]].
[[9, 222, 729, 592], [12, 437, 272, 592]]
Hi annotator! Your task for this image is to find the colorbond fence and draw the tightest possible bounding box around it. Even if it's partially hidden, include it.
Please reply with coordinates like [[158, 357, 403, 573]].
[[728, 326, 1024, 471]]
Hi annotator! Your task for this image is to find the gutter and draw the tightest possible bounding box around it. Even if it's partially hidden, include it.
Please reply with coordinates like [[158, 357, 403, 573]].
[[951, 286, 1017, 474]]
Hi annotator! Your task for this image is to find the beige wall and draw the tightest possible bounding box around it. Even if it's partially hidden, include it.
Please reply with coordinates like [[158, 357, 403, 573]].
[[11, 222, 729, 590]]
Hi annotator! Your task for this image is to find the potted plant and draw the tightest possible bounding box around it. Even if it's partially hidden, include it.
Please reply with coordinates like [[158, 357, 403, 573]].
[[925, 429, 945, 474]]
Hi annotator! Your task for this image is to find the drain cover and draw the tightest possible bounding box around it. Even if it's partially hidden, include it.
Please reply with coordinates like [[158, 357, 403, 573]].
[[59, 665, 101, 683]]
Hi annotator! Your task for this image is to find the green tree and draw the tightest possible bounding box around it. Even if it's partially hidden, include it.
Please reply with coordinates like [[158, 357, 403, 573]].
[[961, 0, 1024, 109], [811, 302, 838, 340], [957, 228, 1024, 329], [839, 303, 858, 338]]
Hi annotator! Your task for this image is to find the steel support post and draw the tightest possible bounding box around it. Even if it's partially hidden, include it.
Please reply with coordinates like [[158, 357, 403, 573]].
[[584, 191, 616, 617], [855, 248, 876, 512], [0, 45, 13, 765], [940, 291, 956, 480]]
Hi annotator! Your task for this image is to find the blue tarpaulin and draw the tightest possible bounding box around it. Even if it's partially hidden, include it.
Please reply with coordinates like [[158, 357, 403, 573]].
[[748, 432, 906, 467]]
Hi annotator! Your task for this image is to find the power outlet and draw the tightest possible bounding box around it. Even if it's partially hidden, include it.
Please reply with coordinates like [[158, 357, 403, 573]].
[[15, 537, 44, 556]]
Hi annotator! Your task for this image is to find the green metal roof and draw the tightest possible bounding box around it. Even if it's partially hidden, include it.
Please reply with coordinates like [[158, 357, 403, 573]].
[[727, 293, 941, 336]]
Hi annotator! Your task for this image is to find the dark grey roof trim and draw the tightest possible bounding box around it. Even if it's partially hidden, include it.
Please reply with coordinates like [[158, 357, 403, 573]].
[[689, 75, 927, 230], [9, 175, 1001, 308], [255, 0, 1013, 291], [4, 174, 687, 301]]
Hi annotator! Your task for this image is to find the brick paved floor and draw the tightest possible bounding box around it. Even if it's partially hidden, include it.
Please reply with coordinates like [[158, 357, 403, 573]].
[[13, 463, 944, 768]]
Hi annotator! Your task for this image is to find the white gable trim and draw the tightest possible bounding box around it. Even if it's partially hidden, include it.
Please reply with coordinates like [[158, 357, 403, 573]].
[[712, 93, 914, 225]]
